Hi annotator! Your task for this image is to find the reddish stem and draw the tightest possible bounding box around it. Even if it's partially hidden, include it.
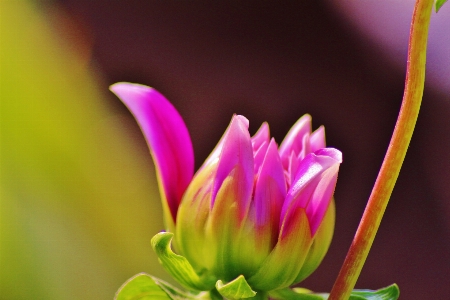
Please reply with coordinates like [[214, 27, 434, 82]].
[[328, 0, 433, 299]]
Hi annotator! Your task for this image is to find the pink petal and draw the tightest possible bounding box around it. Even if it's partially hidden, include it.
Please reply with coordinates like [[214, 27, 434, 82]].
[[279, 114, 312, 169], [211, 115, 254, 215], [299, 133, 311, 161], [281, 148, 342, 235], [253, 141, 269, 175], [201, 116, 250, 170], [251, 122, 270, 153], [253, 139, 286, 227], [315, 147, 342, 162], [305, 163, 339, 234], [310, 126, 326, 152], [288, 151, 299, 187], [110, 83, 194, 224]]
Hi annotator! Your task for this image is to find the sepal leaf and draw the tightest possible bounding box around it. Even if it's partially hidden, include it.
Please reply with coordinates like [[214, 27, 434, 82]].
[[151, 232, 216, 291], [269, 284, 399, 300], [215, 275, 257, 299], [269, 288, 323, 300], [436, 0, 448, 12], [346, 283, 399, 300]]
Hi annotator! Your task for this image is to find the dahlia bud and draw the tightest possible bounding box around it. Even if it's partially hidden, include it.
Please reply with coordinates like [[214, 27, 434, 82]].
[[111, 82, 342, 296]]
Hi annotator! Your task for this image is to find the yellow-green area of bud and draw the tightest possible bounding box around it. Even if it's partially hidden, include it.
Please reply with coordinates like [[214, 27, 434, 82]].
[[176, 162, 218, 273], [248, 208, 313, 291], [294, 199, 335, 283], [205, 166, 255, 281]]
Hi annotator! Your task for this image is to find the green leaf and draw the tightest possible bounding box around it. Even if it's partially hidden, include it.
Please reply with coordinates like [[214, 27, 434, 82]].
[[216, 275, 257, 299], [114, 273, 172, 300], [348, 284, 399, 300], [115, 273, 205, 300], [435, 0, 448, 12], [269, 287, 324, 299], [151, 232, 216, 291], [269, 284, 399, 300]]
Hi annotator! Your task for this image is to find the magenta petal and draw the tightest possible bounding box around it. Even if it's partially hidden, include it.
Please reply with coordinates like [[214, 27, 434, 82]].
[[110, 83, 194, 223], [201, 116, 250, 170], [315, 147, 342, 162], [299, 133, 311, 161], [288, 151, 299, 186], [279, 114, 312, 169], [253, 139, 286, 226], [211, 115, 254, 210], [305, 163, 339, 234], [281, 148, 342, 235], [253, 141, 269, 175], [310, 126, 326, 152], [251, 122, 270, 153]]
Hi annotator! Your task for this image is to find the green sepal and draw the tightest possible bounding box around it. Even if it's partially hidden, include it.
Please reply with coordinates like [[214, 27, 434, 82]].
[[435, 0, 448, 12], [151, 232, 216, 292], [216, 275, 257, 299], [268, 284, 399, 300]]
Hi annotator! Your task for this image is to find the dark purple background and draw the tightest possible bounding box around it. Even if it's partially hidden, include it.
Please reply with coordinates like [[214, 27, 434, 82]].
[[57, 1, 450, 298]]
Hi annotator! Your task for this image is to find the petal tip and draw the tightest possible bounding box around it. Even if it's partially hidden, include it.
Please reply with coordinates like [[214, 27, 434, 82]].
[[109, 82, 156, 105], [315, 148, 343, 163]]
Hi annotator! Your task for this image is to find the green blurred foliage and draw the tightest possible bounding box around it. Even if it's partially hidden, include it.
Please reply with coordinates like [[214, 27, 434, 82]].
[[0, 1, 170, 298]]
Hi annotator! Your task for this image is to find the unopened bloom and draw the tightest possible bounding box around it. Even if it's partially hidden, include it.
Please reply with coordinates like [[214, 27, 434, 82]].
[[111, 83, 342, 294]]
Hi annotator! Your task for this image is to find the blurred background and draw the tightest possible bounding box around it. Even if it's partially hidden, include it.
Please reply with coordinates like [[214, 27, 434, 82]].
[[1, 1, 449, 299]]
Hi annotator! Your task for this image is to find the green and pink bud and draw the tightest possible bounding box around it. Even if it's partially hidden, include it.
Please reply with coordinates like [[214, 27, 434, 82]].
[[111, 82, 342, 295]]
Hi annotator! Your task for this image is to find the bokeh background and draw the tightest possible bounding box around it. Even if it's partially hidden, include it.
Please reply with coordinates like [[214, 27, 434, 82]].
[[1, 1, 449, 299]]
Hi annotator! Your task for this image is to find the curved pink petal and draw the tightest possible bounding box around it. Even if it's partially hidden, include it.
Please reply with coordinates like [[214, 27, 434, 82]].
[[279, 114, 312, 169], [211, 115, 253, 215], [305, 163, 339, 235], [281, 148, 342, 235], [315, 147, 342, 162], [310, 125, 326, 152], [287, 151, 298, 187], [305, 148, 342, 234], [110, 83, 194, 225], [298, 133, 311, 161]]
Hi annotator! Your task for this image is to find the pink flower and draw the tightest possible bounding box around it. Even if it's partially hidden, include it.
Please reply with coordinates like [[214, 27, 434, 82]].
[[111, 82, 342, 292]]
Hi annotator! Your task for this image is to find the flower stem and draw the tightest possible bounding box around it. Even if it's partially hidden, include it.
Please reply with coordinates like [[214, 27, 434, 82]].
[[328, 0, 434, 299]]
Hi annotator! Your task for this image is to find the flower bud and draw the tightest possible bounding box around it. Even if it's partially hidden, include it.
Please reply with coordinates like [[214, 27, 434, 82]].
[[111, 82, 342, 294]]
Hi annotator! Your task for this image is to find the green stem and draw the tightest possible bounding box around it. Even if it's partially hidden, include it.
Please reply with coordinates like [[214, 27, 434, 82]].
[[328, 0, 433, 299]]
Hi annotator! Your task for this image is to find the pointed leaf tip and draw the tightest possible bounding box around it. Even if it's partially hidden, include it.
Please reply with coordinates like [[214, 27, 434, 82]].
[[216, 275, 257, 299], [435, 0, 448, 12], [151, 232, 216, 291]]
